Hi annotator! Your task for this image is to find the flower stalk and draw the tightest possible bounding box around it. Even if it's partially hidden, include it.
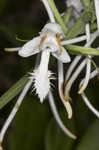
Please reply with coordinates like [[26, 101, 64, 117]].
[[78, 23, 91, 94]]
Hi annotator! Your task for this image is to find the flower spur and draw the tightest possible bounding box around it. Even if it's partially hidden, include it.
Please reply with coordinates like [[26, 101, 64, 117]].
[[16, 23, 71, 102]]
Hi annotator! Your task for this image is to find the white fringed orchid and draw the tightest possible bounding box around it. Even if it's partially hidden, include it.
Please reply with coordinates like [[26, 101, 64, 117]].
[[18, 23, 70, 102], [6, 22, 71, 102], [2, 0, 99, 149], [18, 23, 70, 62], [0, 21, 76, 150]]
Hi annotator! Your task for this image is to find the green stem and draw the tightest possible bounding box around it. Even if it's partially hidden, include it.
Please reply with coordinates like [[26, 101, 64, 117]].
[[65, 45, 99, 56], [62, 8, 72, 26]]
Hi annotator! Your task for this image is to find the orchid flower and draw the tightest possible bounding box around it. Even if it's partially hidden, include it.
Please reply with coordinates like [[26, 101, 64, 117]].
[[1, 0, 99, 149], [0, 22, 74, 150], [13, 23, 71, 102], [0, 0, 80, 146]]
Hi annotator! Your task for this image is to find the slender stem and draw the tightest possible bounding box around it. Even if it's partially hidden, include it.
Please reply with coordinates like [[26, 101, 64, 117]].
[[58, 61, 72, 119], [79, 69, 99, 118], [85, 30, 99, 47], [65, 29, 99, 99], [80, 69, 99, 85], [78, 24, 91, 94], [65, 55, 82, 82], [94, 0, 99, 31], [0, 79, 33, 144], [48, 90, 76, 139], [41, 0, 55, 23], [61, 35, 87, 46], [65, 30, 99, 82], [81, 92, 99, 118], [64, 59, 87, 100], [78, 59, 91, 93]]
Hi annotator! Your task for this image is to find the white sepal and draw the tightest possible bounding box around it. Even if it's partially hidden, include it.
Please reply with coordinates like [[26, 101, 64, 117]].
[[52, 47, 71, 63], [18, 36, 41, 57]]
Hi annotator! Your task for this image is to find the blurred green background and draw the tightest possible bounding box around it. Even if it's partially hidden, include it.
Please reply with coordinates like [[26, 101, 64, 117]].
[[0, 0, 99, 150]]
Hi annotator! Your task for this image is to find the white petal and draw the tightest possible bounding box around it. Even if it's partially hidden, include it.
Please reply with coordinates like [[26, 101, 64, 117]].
[[18, 36, 41, 57], [52, 47, 71, 63]]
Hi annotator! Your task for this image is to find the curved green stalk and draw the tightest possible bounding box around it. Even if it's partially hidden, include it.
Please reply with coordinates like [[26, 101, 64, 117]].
[[65, 44, 99, 56]]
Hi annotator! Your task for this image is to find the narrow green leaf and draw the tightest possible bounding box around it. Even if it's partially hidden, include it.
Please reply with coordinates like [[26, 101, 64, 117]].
[[65, 44, 99, 56], [62, 8, 72, 25], [0, 75, 29, 109]]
